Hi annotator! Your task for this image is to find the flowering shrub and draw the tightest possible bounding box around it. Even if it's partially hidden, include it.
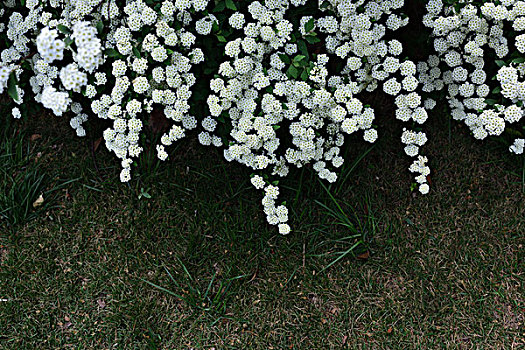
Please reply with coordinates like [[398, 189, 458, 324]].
[[420, 0, 525, 154], [0, 0, 523, 234]]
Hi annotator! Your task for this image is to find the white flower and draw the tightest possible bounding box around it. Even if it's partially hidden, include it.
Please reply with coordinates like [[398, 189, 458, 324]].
[[265, 185, 279, 199], [12, 107, 21, 119], [363, 129, 378, 143], [133, 77, 150, 94], [510, 139, 524, 154], [36, 27, 65, 63], [151, 46, 168, 62], [120, 168, 131, 182], [278, 223, 291, 235], [251, 175, 265, 189], [41, 86, 71, 116], [157, 144, 168, 160], [198, 131, 212, 145], [383, 78, 402, 95], [229, 13, 245, 29]]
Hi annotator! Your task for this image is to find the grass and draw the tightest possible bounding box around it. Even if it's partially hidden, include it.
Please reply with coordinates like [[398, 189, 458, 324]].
[[0, 117, 75, 227], [0, 108, 524, 349]]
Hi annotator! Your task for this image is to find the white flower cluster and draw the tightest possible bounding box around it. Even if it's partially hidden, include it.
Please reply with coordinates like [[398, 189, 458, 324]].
[[0, 0, 41, 98], [71, 21, 104, 73], [69, 103, 88, 137], [92, 0, 208, 181], [2, 1, 524, 235], [318, 0, 431, 194], [204, 0, 390, 233], [41, 85, 71, 116], [1, 0, 209, 183], [421, 0, 525, 154], [0, 2, 109, 136], [36, 27, 65, 64], [510, 138, 524, 154], [0, 65, 15, 95]]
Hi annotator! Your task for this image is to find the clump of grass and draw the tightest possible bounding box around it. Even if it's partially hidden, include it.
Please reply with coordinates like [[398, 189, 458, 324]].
[[0, 167, 46, 226], [314, 185, 382, 273], [0, 116, 77, 228], [0, 117, 31, 169], [142, 259, 249, 324], [287, 144, 384, 273], [0, 118, 42, 226]]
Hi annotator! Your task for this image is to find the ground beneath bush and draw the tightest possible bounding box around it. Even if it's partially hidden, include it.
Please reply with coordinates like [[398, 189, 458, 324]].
[[0, 109, 523, 349]]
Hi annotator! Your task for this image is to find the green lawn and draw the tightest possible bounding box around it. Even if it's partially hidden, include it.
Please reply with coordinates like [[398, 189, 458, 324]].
[[0, 110, 523, 349]]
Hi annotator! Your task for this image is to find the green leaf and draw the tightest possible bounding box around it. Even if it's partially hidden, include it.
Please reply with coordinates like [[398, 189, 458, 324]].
[[217, 35, 227, 42], [7, 71, 19, 102], [96, 21, 104, 35], [278, 54, 291, 64], [305, 35, 321, 44], [57, 24, 71, 35], [212, 21, 219, 33], [132, 47, 141, 58], [213, 1, 226, 12], [300, 68, 309, 81], [485, 99, 498, 105], [297, 40, 309, 59], [293, 55, 307, 64], [225, 0, 237, 11], [104, 48, 121, 57], [304, 18, 315, 33], [21, 61, 31, 70], [287, 65, 300, 79], [512, 57, 525, 64], [139, 188, 152, 199], [495, 60, 506, 67], [64, 37, 73, 47]]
